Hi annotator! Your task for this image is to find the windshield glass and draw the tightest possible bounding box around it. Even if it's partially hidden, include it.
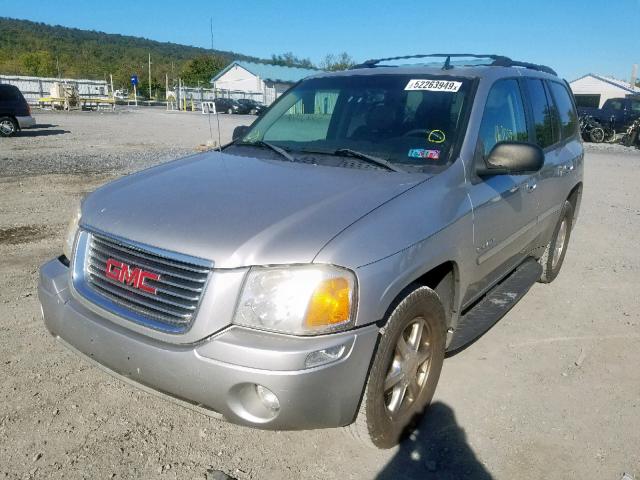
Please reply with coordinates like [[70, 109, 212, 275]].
[[238, 74, 473, 171]]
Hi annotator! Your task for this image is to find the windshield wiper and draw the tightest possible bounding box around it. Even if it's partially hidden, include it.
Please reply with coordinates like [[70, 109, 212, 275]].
[[237, 140, 295, 162], [333, 148, 404, 173]]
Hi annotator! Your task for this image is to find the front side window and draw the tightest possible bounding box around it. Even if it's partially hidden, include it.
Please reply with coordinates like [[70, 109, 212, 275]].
[[630, 100, 640, 113], [548, 81, 578, 139], [477, 79, 528, 158], [608, 99, 623, 111], [237, 74, 473, 171], [525, 78, 557, 148]]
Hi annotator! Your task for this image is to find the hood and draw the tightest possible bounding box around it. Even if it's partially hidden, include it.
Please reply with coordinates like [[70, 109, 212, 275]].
[[81, 151, 426, 268]]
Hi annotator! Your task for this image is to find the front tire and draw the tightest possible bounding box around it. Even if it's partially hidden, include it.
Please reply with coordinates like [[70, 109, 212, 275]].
[[539, 200, 574, 283], [0, 117, 17, 137], [348, 286, 446, 448], [589, 127, 605, 143]]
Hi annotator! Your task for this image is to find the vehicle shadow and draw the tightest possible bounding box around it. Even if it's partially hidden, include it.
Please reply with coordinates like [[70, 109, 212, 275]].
[[18, 128, 69, 137], [376, 402, 493, 480]]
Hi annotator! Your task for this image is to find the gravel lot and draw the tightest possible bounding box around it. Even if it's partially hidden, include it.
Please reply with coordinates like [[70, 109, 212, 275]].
[[1, 109, 639, 480]]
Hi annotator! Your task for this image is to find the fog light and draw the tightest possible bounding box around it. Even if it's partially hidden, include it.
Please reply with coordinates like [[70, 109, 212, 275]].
[[305, 343, 347, 368], [255, 385, 280, 412]]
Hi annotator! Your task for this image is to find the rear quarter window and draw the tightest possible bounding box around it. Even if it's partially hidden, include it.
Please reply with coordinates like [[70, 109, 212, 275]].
[[547, 81, 578, 140]]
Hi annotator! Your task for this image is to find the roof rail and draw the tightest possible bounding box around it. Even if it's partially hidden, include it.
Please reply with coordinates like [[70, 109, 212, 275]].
[[351, 53, 557, 76]]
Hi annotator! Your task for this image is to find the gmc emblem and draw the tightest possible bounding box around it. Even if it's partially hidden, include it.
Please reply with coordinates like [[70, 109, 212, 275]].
[[105, 258, 160, 294]]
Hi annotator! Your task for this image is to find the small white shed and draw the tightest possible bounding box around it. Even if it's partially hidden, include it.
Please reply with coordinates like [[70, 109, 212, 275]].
[[569, 73, 639, 108]]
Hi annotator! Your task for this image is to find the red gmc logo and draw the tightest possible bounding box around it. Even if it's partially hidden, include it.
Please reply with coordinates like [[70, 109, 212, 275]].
[[105, 258, 160, 294]]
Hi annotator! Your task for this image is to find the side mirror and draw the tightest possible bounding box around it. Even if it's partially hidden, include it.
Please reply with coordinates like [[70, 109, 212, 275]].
[[477, 142, 544, 176], [232, 125, 250, 141]]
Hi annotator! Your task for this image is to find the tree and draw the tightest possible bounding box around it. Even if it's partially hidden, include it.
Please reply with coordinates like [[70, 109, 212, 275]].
[[21, 51, 57, 77], [180, 55, 227, 86], [319, 52, 356, 71], [270, 52, 314, 68]]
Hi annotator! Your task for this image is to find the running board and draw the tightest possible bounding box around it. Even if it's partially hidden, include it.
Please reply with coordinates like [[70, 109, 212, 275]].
[[448, 258, 542, 351]]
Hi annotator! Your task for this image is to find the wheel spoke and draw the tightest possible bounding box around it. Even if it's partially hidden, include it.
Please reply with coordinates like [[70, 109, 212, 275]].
[[407, 379, 420, 400], [396, 336, 411, 359], [384, 368, 405, 391], [408, 321, 424, 350], [387, 384, 407, 414], [416, 347, 430, 366]]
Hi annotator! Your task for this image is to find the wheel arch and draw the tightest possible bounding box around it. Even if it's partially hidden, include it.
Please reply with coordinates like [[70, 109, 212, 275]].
[[378, 260, 460, 331], [567, 181, 583, 228]]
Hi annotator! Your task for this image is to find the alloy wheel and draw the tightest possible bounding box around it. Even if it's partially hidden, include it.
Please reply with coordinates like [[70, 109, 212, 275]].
[[0, 119, 15, 135], [384, 317, 432, 416], [552, 219, 568, 269]]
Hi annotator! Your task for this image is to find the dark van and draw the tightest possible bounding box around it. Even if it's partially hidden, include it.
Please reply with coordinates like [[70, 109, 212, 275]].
[[0, 84, 35, 137]]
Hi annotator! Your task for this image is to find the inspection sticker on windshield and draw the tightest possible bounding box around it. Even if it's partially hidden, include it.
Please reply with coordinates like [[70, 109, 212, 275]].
[[405, 79, 462, 92], [408, 149, 440, 160]]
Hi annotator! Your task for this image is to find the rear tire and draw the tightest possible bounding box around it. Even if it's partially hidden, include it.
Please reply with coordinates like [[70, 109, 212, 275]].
[[347, 286, 446, 448], [0, 117, 17, 137], [539, 200, 574, 283]]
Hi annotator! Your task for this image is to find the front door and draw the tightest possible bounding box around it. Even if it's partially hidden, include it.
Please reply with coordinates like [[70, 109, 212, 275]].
[[465, 78, 540, 306]]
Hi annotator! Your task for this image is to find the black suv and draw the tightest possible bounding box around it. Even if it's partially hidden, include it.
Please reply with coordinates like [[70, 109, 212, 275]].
[[213, 97, 241, 114], [0, 85, 35, 137]]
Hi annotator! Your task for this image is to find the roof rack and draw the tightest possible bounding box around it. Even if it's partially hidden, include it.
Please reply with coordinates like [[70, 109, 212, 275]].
[[351, 53, 557, 76]]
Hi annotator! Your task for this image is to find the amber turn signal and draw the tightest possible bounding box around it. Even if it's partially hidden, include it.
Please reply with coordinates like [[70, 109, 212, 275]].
[[305, 277, 352, 328]]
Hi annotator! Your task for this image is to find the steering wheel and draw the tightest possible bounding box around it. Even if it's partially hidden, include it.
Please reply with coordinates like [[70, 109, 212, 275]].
[[403, 128, 447, 144], [403, 128, 430, 137]]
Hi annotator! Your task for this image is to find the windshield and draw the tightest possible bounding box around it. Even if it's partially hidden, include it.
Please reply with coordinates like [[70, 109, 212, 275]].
[[237, 74, 473, 171]]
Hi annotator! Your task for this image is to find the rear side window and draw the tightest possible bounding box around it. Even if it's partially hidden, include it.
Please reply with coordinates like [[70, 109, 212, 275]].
[[0, 85, 22, 101], [525, 79, 557, 148], [477, 79, 528, 158], [548, 82, 578, 140]]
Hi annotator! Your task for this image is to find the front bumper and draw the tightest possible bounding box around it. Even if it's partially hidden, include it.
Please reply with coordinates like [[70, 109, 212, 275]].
[[16, 115, 35, 129], [38, 258, 378, 430]]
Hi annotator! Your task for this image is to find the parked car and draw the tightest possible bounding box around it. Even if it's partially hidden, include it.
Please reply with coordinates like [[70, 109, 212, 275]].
[[237, 98, 267, 115], [0, 84, 35, 137], [577, 96, 640, 132], [213, 97, 241, 114], [39, 54, 583, 449]]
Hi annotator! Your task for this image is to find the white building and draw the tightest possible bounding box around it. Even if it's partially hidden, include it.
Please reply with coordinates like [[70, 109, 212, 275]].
[[569, 73, 639, 108], [211, 61, 319, 105]]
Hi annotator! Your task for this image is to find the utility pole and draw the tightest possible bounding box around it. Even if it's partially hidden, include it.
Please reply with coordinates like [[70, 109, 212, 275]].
[[631, 64, 638, 90], [210, 17, 214, 51], [148, 53, 153, 100]]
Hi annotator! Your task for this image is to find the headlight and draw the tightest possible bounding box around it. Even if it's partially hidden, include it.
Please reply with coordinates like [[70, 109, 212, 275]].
[[233, 265, 356, 335], [62, 199, 82, 260]]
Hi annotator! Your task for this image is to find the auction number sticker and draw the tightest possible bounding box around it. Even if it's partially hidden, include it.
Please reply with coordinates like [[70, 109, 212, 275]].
[[405, 79, 462, 92]]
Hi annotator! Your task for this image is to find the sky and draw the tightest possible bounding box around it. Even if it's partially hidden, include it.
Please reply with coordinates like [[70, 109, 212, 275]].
[[2, 0, 639, 81]]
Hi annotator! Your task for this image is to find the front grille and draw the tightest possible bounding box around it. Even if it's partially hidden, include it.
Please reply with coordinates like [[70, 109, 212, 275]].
[[84, 232, 210, 331]]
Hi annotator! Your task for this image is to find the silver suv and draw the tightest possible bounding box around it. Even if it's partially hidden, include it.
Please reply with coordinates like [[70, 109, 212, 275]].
[[39, 54, 583, 448]]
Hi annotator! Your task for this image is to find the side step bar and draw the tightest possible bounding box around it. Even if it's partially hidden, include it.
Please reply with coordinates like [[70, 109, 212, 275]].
[[447, 258, 542, 352]]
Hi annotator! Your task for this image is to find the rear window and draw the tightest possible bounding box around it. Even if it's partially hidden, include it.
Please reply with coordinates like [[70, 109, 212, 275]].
[[548, 82, 578, 140]]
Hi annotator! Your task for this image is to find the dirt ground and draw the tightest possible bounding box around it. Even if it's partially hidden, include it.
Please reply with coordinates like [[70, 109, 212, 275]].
[[0, 110, 639, 480]]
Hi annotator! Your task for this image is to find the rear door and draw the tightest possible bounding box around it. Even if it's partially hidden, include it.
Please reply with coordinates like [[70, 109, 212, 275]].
[[465, 78, 540, 303], [522, 78, 565, 242], [545, 80, 582, 222]]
